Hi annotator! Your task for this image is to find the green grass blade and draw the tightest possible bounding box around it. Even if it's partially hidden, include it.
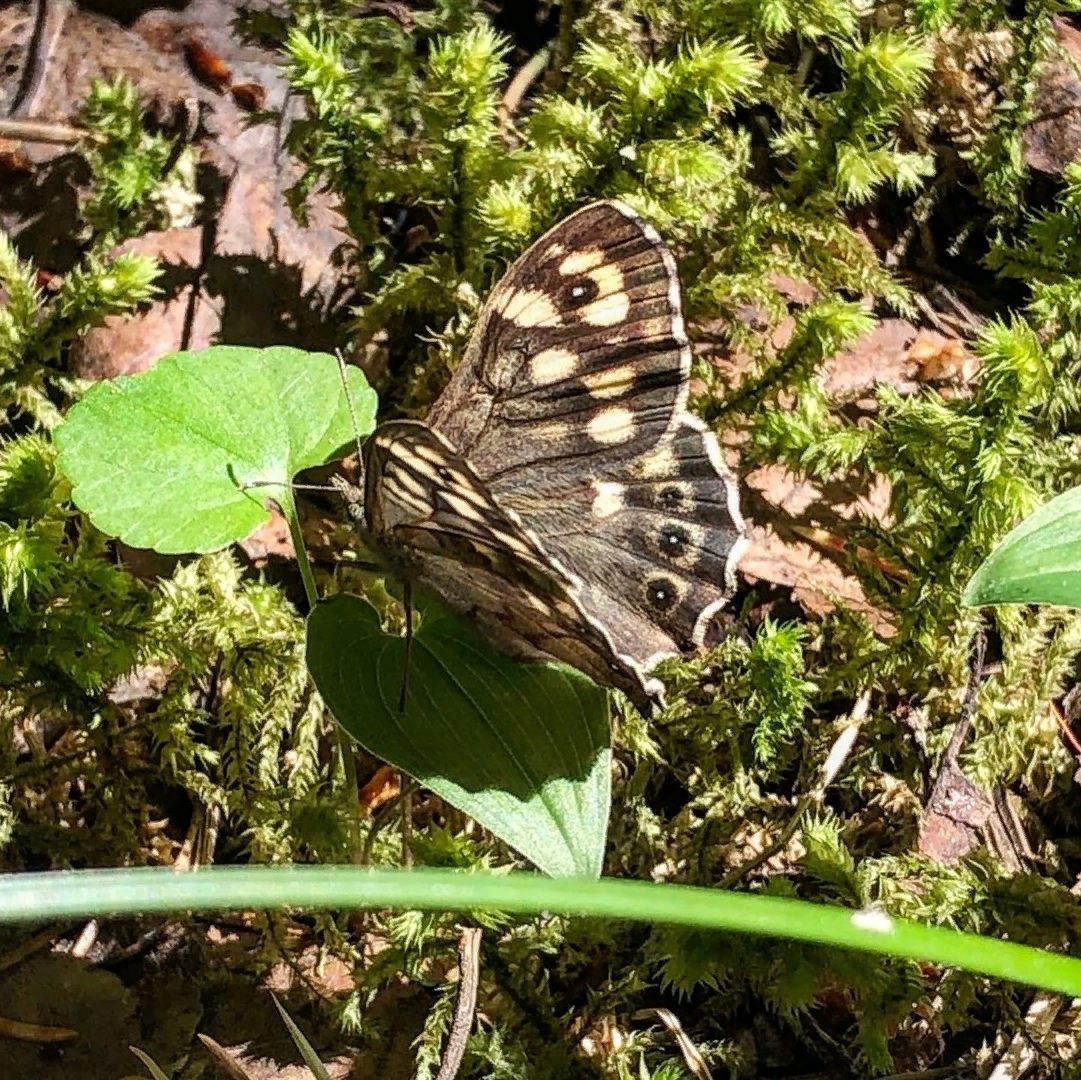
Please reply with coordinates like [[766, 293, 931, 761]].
[[1, 866, 1080, 996], [128, 1045, 172, 1080], [271, 993, 332, 1080]]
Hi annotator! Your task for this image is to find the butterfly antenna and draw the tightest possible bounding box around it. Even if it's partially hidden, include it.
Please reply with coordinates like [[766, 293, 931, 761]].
[[398, 579, 414, 714]]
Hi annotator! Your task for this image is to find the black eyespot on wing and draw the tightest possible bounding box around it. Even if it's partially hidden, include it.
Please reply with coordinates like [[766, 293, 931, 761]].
[[659, 524, 689, 557], [658, 485, 691, 511], [645, 576, 678, 612], [563, 277, 599, 308]]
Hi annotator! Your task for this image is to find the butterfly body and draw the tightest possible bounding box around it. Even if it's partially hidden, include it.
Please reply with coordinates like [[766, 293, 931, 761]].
[[356, 201, 748, 712]]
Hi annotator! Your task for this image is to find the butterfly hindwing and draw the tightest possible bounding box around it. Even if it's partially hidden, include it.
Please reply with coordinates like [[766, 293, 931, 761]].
[[361, 420, 662, 711]]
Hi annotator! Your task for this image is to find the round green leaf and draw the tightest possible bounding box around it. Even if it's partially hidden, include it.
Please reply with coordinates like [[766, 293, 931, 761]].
[[55, 345, 377, 554], [963, 486, 1081, 608], [306, 593, 611, 878]]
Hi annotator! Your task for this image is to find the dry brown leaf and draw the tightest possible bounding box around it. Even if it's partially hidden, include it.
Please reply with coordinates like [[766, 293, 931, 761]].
[[186, 37, 232, 91], [359, 764, 401, 812]]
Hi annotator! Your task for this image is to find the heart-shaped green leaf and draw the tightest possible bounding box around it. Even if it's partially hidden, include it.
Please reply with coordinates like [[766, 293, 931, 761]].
[[963, 486, 1081, 609], [55, 345, 377, 553], [306, 593, 611, 878]]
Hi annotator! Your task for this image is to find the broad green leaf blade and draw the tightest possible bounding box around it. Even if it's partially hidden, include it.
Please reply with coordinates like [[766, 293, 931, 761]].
[[963, 486, 1081, 608], [55, 345, 377, 554], [306, 594, 611, 878]]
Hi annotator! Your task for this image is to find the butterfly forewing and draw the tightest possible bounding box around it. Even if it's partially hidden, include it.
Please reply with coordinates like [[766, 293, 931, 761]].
[[426, 203, 690, 482]]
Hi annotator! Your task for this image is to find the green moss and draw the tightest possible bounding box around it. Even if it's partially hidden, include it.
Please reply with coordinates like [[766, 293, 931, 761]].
[[7, 1, 1081, 1075]]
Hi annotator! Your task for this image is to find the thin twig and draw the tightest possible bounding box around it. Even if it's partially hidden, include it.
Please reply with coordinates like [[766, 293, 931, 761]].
[[544, 0, 577, 94], [434, 926, 483, 1080], [1050, 699, 1081, 758], [0, 923, 69, 972], [634, 1008, 711, 1080], [197, 1033, 260, 1080], [402, 776, 414, 868], [939, 630, 987, 773], [7, 0, 68, 119], [0, 118, 98, 144], [361, 778, 419, 865], [720, 690, 870, 889], [498, 46, 552, 133]]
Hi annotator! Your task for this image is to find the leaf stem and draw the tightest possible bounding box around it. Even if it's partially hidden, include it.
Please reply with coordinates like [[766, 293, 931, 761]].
[[279, 485, 319, 609]]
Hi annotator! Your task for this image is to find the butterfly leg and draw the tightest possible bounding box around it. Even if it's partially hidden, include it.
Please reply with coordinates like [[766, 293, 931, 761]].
[[398, 578, 414, 713]]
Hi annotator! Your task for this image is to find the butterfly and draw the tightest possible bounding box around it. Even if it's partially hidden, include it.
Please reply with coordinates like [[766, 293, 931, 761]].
[[344, 201, 748, 713]]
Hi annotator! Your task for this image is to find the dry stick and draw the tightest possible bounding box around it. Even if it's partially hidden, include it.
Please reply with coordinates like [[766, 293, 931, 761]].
[[6, 0, 68, 119], [1050, 699, 1081, 758], [720, 689, 871, 890], [0, 922, 69, 972], [434, 926, 483, 1080], [633, 1008, 711, 1080], [937, 630, 987, 777], [361, 778, 419, 865], [544, 0, 577, 94], [402, 777, 414, 869], [0, 118, 98, 144], [497, 45, 552, 132], [197, 1033, 260, 1080]]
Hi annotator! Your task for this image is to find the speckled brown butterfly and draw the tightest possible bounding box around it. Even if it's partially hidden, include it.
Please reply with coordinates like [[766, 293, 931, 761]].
[[344, 201, 748, 713]]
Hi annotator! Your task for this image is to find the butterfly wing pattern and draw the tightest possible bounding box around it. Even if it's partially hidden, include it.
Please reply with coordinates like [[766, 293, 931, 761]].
[[360, 201, 748, 712]]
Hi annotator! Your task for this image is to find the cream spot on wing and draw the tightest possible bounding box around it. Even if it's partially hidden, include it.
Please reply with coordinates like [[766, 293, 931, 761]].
[[450, 482, 490, 508], [583, 365, 635, 399], [543, 242, 566, 260], [442, 491, 485, 521], [526, 592, 553, 614], [411, 442, 450, 466], [387, 468, 429, 504], [553, 598, 582, 620], [500, 288, 559, 328], [537, 421, 570, 444], [559, 249, 605, 275], [588, 261, 625, 296], [580, 290, 630, 327], [590, 481, 625, 519], [489, 528, 533, 555], [529, 346, 578, 385], [405, 456, 441, 481], [635, 446, 678, 478], [587, 406, 636, 445]]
